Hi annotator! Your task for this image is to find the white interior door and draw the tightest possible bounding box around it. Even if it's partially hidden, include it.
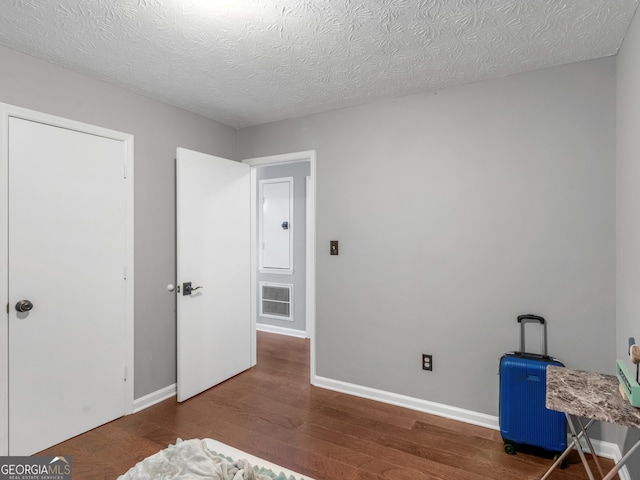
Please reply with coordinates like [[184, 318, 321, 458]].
[[7, 116, 130, 455], [260, 178, 293, 271], [176, 148, 251, 402]]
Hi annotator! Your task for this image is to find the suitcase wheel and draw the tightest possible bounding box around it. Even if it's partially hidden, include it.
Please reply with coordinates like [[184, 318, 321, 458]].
[[554, 454, 568, 469], [504, 442, 517, 455]]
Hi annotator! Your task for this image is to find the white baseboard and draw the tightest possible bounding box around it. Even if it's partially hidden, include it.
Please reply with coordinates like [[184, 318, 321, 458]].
[[313, 375, 628, 478], [314, 375, 498, 430], [578, 437, 628, 480], [132, 383, 176, 413], [580, 437, 621, 461], [619, 466, 631, 480], [256, 323, 308, 338]]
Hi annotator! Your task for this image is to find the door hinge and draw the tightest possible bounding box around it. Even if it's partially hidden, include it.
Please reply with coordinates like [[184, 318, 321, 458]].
[[124, 366, 128, 382], [124, 265, 128, 280], [124, 163, 128, 179]]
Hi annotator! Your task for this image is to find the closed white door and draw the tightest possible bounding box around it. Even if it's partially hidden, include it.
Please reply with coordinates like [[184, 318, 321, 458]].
[[176, 148, 251, 402], [7, 116, 129, 455], [260, 178, 293, 271]]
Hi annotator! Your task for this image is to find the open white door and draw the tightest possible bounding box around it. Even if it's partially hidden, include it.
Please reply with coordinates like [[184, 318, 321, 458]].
[[176, 148, 251, 402]]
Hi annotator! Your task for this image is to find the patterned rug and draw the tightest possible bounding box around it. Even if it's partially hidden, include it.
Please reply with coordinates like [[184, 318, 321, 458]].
[[118, 438, 313, 480]]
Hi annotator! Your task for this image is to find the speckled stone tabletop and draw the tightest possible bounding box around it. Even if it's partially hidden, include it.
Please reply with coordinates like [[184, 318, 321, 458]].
[[546, 365, 640, 428]]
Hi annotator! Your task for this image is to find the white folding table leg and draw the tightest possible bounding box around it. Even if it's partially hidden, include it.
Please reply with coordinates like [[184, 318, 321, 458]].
[[575, 416, 604, 478], [540, 418, 596, 480], [602, 438, 640, 480], [540, 444, 573, 480], [566, 414, 596, 480]]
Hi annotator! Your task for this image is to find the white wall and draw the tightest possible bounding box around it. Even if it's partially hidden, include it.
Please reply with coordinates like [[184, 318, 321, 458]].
[[0, 35, 623, 453], [616, 6, 640, 475], [0, 44, 238, 399], [240, 57, 617, 417]]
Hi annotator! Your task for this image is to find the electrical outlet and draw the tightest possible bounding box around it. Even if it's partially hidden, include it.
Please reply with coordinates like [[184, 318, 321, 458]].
[[422, 354, 433, 371]]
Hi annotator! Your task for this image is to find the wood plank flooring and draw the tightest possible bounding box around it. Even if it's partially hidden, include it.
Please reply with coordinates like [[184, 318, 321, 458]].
[[38, 331, 616, 479]]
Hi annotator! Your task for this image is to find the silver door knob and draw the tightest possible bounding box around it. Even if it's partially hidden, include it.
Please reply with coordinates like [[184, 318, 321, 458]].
[[15, 300, 33, 312]]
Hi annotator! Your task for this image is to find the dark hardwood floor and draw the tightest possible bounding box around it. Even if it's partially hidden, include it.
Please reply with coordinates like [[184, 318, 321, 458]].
[[39, 331, 615, 479]]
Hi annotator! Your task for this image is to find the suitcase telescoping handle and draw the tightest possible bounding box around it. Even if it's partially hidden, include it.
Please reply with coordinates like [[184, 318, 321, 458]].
[[516, 314, 550, 360], [517, 314, 545, 325]]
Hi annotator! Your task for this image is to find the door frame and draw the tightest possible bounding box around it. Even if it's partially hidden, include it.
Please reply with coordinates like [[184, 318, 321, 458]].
[[0, 103, 135, 455], [243, 151, 317, 384]]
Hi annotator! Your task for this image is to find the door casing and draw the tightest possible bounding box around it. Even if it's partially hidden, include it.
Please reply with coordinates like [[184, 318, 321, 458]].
[[0, 103, 135, 455]]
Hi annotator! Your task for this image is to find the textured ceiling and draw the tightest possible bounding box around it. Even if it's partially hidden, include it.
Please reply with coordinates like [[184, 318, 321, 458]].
[[0, 0, 638, 128]]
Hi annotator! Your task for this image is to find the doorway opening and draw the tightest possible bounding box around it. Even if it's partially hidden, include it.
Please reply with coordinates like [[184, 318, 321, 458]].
[[255, 163, 308, 335], [243, 151, 316, 384]]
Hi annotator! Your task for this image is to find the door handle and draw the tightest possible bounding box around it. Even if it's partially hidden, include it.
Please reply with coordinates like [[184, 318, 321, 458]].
[[15, 300, 34, 312], [182, 282, 203, 295]]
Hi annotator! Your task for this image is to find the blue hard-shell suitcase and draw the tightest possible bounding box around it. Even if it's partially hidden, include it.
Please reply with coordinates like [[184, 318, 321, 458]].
[[499, 315, 567, 456]]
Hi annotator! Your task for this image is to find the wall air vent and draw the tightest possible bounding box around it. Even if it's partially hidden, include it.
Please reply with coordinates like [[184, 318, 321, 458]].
[[260, 282, 293, 321]]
